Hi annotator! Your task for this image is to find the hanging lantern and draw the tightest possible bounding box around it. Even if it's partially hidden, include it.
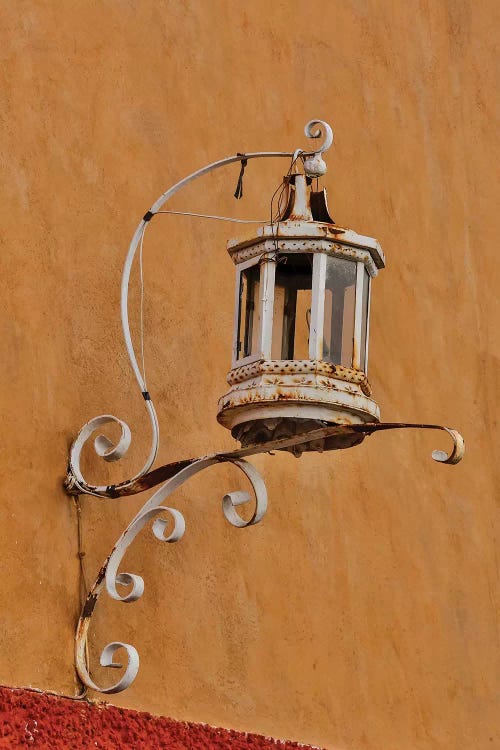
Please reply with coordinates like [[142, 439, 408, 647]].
[[217, 172, 385, 453]]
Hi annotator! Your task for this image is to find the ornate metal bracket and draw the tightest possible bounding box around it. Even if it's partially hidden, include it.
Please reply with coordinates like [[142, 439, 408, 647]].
[[65, 121, 464, 694], [67, 421, 463, 694]]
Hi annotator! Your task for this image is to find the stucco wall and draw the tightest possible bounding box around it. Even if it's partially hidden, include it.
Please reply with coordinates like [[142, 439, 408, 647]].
[[0, 2, 498, 749]]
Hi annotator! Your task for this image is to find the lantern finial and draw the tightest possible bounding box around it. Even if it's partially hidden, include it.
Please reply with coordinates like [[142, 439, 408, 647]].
[[303, 119, 334, 178]]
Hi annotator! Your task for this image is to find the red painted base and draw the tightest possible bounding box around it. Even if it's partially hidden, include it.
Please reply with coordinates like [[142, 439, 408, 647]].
[[0, 686, 322, 749]]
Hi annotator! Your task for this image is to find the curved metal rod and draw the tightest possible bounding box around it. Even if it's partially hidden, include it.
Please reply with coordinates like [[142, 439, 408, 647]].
[[67, 121, 334, 498], [351, 422, 465, 465], [75, 455, 267, 694], [70, 421, 464, 500]]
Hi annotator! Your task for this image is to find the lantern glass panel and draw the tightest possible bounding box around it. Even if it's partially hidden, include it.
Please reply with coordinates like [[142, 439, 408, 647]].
[[323, 256, 356, 367], [272, 254, 313, 360], [360, 267, 370, 372], [237, 264, 261, 360]]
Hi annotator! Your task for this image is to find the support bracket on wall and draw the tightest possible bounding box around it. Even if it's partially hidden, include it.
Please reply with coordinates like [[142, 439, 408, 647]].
[[64, 120, 464, 694], [66, 421, 463, 694]]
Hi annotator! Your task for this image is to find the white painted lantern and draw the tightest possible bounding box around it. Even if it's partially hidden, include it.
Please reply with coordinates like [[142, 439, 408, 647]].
[[217, 173, 385, 453]]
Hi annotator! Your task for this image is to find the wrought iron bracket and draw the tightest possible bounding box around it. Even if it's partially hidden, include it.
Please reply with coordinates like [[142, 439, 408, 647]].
[[65, 120, 464, 694], [67, 421, 463, 695]]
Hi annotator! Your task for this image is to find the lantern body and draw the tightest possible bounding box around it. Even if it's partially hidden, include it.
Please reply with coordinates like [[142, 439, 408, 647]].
[[217, 175, 385, 452]]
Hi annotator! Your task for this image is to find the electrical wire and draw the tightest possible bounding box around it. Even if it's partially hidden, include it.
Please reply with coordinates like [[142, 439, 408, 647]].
[[269, 151, 304, 257], [270, 151, 302, 224], [136, 211, 268, 397], [156, 210, 269, 223]]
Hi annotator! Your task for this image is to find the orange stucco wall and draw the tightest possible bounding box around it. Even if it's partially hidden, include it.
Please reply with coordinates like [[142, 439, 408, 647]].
[[0, 2, 498, 749]]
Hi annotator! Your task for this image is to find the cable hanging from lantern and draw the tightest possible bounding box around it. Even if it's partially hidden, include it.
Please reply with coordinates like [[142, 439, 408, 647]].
[[269, 150, 304, 258]]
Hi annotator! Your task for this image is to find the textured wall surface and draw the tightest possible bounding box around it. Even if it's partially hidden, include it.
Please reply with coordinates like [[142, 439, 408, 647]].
[[0, 1, 498, 749]]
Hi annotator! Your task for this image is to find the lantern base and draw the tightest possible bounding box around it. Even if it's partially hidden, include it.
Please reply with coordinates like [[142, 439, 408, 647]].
[[217, 364, 380, 453], [232, 417, 367, 454], [218, 398, 380, 456]]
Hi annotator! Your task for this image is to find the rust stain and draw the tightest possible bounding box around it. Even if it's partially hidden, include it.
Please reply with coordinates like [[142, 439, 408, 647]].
[[80, 592, 98, 621], [352, 337, 359, 370], [227, 359, 370, 388]]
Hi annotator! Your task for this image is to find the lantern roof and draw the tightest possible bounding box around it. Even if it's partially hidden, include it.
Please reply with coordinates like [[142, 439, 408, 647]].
[[227, 173, 385, 271]]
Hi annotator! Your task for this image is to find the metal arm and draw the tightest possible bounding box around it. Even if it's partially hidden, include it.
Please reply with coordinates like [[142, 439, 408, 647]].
[[66, 120, 334, 497]]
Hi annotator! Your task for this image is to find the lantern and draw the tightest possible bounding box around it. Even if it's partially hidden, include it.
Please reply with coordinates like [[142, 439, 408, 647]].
[[217, 173, 385, 453]]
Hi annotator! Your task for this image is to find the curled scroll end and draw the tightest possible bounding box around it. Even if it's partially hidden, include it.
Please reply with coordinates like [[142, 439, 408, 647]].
[[431, 428, 465, 465], [222, 491, 253, 528], [98, 642, 140, 694], [303, 120, 333, 178], [94, 421, 132, 463], [221, 459, 268, 528], [151, 507, 186, 543], [68, 414, 134, 493], [109, 572, 145, 603], [304, 119, 334, 155]]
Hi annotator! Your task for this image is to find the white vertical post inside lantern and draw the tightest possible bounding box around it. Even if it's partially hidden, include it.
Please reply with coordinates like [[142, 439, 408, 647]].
[[259, 255, 276, 359], [353, 261, 365, 370], [309, 252, 327, 360], [364, 278, 372, 374]]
